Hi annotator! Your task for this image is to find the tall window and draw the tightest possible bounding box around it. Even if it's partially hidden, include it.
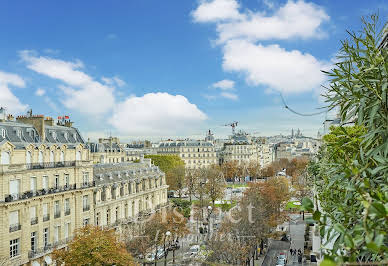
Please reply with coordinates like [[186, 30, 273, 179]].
[[82, 172, 89, 186], [83, 195, 89, 211], [43, 228, 49, 247], [76, 151, 81, 161], [96, 212, 100, 226], [26, 151, 31, 164], [1, 128, 5, 138], [9, 238, 19, 258], [30, 177, 37, 193], [50, 151, 54, 163], [9, 210, 19, 228], [64, 222, 70, 239], [31, 232, 37, 252], [38, 151, 43, 164], [30, 206, 37, 223], [54, 175, 59, 189], [54, 201, 60, 217], [60, 151, 64, 163], [42, 176, 48, 190], [1, 151, 10, 165], [43, 203, 49, 221], [64, 199, 70, 215], [64, 174, 69, 187], [9, 179, 20, 199], [54, 225, 60, 243], [106, 209, 110, 225], [83, 218, 90, 226]]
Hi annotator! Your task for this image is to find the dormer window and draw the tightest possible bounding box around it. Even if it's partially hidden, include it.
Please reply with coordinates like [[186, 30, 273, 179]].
[[64, 132, 68, 140], [1, 128, 5, 138], [16, 129, 22, 138], [51, 131, 56, 139], [73, 133, 77, 141]]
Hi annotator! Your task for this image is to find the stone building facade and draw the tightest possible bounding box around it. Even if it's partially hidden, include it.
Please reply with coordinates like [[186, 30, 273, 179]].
[[92, 158, 168, 230], [157, 140, 217, 169], [0, 114, 94, 266]]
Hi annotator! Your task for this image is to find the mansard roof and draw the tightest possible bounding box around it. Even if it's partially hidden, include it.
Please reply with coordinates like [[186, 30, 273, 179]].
[[0, 121, 86, 149]]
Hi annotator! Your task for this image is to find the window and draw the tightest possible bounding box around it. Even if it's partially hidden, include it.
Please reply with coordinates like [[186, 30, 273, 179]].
[[30, 177, 37, 193], [9, 210, 19, 229], [50, 151, 54, 163], [1, 151, 10, 165], [9, 179, 20, 199], [64, 174, 69, 187], [16, 129, 21, 138], [106, 209, 110, 225], [60, 151, 64, 163], [9, 238, 19, 258], [38, 151, 43, 164], [42, 176, 48, 190], [64, 199, 70, 215], [31, 232, 37, 252], [43, 203, 49, 221], [76, 151, 81, 161], [54, 226, 60, 242], [82, 172, 89, 186], [54, 175, 59, 189], [64, 222, 70, 239], [30, 206, 37, 224], [115, 207, 119, 221], [54, 201, 60, 218], [96, 212, 100, 226], [26, 151, 31, 164], [1, 128, 5, 138], [83, 195, 89, 211], [43, 228, 49, 247]]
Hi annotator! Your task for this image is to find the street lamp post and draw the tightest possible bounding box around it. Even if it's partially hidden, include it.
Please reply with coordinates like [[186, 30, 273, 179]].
[[164, 231, 171, 266]]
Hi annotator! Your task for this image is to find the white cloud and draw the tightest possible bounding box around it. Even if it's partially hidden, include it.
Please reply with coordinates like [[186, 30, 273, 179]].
[[35, 88, 45, 96], [193, 0, 329, 43], [0, 71, 28, 113], [220, 91, 238, 100], [192, 0, 243, 23], [262, 0, 275, 10], [102, 76, 126, 87], [222, 40, 327, 93], [20, 50, 115, 115], [111, 93, 207, 136], [212, 79, 235, 90], [216, 0, 329, 43]]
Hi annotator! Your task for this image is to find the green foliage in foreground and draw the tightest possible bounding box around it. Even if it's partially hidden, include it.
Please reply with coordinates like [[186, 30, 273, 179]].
[[306, 15, 388, 264]]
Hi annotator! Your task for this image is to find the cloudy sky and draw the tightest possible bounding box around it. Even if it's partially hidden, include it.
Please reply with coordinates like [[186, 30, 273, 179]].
[[0, 0, 386, 140]]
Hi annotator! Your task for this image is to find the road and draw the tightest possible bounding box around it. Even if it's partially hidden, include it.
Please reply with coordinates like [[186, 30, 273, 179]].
[[262, 240, 290, 266]]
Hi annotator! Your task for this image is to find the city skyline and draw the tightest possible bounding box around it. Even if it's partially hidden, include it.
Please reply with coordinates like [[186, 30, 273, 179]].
[[0, 0, 386, 140]]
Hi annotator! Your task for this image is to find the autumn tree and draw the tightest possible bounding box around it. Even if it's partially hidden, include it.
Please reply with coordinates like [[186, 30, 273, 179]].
[[203, 165, 226, 207], [53, 225, 135, 266], [185, 169, 199, 202], [165, 165, 185, 197]]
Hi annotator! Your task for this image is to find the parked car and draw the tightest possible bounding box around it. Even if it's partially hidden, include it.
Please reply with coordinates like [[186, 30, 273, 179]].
[[276, 258, 286, 266]]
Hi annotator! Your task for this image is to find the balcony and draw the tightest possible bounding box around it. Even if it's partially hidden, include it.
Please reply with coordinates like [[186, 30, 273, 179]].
[[4, 184, 78, 203], [27, 161, 76, 170], [9, 223, 21, 233], [81, 181, 95, 189], [28, 238, 73, 259], [43, 214, 50, 222], [54, 211, 61, 219], [31, 217, 38, 225], [65, 209, 70, 216], [83, 205, 90, 212]]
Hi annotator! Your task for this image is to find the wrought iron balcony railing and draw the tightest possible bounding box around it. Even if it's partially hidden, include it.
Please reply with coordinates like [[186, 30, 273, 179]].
[[31, 217, 38, 225], [43, 214, 50, 222], [9, 223, 21, 233]]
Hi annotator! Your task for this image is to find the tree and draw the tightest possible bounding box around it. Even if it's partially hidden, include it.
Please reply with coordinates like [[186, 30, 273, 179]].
[[145, 155, 185, 191], [185, 169, 199, 202], [52, 225, 135, 266], [306, 15, 388, 264], [165, 165, 185, 197], [204, 165, 226, 207]]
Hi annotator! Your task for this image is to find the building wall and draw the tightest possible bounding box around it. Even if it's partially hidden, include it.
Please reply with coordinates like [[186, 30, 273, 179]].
[[0, 143, 93, 266]]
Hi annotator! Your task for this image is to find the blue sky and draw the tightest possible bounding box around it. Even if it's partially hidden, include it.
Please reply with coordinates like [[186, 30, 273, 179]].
[[0, 0, 387, 140]]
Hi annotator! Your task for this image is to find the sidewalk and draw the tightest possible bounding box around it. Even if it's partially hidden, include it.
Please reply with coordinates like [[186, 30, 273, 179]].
[[287, 213, 305, 265]]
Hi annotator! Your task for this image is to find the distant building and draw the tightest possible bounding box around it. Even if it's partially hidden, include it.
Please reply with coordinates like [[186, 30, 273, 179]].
[[157, 140, 217, 169]]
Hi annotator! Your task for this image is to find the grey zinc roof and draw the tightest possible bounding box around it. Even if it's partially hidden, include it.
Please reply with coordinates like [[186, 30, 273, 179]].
[[158, 140, 214, 148], [0, 120, 86, 149], [93, 161, 163, 186]]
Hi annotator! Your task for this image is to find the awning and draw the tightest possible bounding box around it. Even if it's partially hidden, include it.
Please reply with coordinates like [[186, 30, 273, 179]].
[[44, 256, 52, 265]]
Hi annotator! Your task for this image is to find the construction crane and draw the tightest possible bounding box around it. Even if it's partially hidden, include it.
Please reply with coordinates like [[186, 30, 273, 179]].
[[224, 121, 239, 135]]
